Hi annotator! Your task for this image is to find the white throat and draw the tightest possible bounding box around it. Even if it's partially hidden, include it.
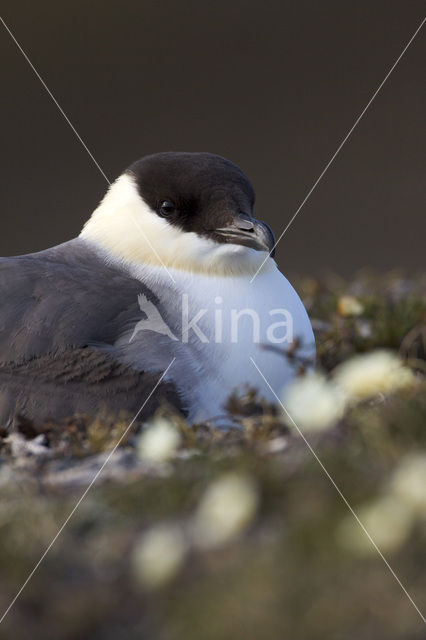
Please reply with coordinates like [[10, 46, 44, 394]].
[[80, 174, 275, 277]]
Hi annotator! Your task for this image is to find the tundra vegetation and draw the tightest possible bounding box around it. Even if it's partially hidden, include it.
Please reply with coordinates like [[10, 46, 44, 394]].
[[0, 271, 425, 639]]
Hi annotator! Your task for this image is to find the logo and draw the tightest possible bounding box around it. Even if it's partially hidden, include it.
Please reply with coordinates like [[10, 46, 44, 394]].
[[129, 293, 294, 345], [129, 294, 178, 342]]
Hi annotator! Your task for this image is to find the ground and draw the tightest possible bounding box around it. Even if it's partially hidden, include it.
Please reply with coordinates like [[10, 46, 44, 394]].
[[0, 272, 425, 639]]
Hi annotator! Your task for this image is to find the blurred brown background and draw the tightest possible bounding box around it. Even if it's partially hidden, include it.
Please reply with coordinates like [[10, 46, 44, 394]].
[[1, 0, 425, 276]]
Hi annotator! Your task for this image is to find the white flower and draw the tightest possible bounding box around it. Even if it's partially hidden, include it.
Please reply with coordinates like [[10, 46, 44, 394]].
[[337, 495, 413, 555], [282, 373, 346, 432], [333, 350, 415, 401], [355, 319, 372, 339], [263, 436, 288, 454], [137, 417, 181, 463], [337, 295, 364, 316], [192, 473, 259, 549], [391, 453, 426, 515], [132, 524, 187, 589]]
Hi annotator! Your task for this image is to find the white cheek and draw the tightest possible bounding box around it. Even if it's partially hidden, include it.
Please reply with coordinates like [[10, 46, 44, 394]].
[[81, 173, 274, 276]]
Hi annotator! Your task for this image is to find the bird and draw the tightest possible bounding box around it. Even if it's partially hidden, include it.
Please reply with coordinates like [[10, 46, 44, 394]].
[[0, 152, 315, 428]]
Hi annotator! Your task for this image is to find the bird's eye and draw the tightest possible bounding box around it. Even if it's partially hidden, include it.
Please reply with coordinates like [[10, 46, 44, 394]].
[[159, 200, 175, 216]]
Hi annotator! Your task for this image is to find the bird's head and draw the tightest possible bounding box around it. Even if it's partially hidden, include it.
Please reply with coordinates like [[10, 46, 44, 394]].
[[80, 152, 276, 277]]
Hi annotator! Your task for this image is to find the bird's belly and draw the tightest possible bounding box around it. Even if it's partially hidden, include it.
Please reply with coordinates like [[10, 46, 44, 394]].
[[171, 267, 315, 423], [189, 342, 293, 424]]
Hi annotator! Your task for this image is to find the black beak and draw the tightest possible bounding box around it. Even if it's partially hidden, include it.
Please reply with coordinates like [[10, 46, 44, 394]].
[[215, 213, 276, 257]]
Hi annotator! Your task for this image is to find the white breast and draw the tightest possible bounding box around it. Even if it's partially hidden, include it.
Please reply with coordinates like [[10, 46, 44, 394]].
[[83, 205, 315, 423], [134, 262, 315, 423]]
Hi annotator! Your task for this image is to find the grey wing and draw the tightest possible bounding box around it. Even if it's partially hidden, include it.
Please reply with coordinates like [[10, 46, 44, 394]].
[[0, 240, 183, 426], [0, 347, 180, 427], [0, 242, 144, 362]]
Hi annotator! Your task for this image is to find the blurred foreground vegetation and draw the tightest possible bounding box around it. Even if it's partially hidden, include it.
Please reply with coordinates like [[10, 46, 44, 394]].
[[0, 271, 425, 639]]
